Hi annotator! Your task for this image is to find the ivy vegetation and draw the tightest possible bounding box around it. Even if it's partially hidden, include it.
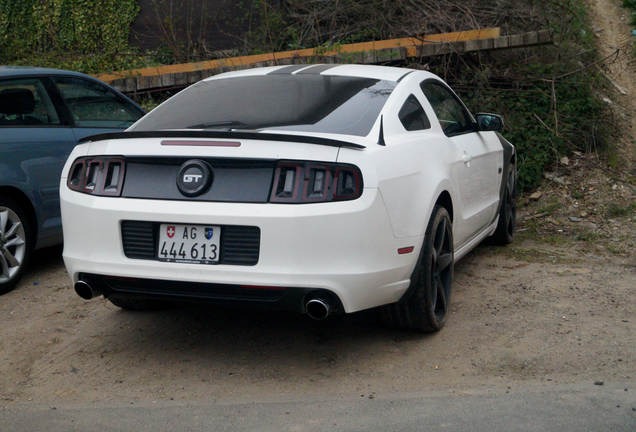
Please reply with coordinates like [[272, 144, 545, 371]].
[[0, 0, 144, 74]]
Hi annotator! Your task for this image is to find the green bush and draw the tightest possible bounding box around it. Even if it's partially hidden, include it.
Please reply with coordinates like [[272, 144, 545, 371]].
[[453, 0, 610, 192], [238, 0, 612, 192], [0, 0, 142, 74], [459, 67, 607, 192]]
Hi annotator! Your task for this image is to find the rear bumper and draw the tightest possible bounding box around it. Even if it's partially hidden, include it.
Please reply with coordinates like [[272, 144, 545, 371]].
[[61, 186, 421, 313], [79, 273, 339, 313]]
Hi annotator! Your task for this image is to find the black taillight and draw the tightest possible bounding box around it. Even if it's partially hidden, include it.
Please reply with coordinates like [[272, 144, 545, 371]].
[[333, 167, 361, 200], [84, 160, 102, 192], [272, 164, 302, 202], [103, 159, 124, 194], [68, 159, 85, 189], [270, 161, 362, 203], [67, 157, 126, 196]]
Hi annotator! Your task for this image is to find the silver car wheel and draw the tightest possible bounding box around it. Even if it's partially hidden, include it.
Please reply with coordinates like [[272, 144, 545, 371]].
[[0, 206, 26, 283]]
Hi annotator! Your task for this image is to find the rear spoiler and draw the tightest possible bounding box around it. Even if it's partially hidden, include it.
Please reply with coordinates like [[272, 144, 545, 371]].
[[78, 130, 366, 149]]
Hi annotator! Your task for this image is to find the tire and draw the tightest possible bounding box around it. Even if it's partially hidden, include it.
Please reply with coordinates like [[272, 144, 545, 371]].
[[107, 295, 172, 311], [382, 205, 454, 332], [0, 197, 33, 295], [491, 165, 516, 245]]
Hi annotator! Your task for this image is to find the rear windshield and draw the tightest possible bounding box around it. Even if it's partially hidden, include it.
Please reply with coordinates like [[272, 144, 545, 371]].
[[130, 75, 396, 137]]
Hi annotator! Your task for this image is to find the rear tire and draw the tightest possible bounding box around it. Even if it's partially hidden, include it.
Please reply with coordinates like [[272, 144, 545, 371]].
[[0, 197, 33, 295], [107, 295, 172, 311], [381, 205, 454, 332], [491, 165, 516, 245]]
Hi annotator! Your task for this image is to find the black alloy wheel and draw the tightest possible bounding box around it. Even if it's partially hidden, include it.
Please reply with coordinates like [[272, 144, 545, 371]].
[[492, 166, 516, 245], [382, 205, 454, 332]]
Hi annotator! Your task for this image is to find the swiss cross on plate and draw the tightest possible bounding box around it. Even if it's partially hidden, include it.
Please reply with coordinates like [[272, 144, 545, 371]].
[[166, 225, 175, 238]]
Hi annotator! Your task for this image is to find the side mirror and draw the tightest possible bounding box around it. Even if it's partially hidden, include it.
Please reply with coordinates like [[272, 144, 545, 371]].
[[476, 113, 504, 132]]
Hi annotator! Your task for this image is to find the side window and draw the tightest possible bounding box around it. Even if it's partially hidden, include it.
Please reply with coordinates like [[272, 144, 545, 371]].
[[420, 81, 473, 137], [0, 78, 60, 126], [52, 77, 143, 128], [398, 94, 431, 131]]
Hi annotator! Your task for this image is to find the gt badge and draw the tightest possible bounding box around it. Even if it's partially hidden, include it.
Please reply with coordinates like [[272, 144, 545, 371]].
[[176, 159, 213, 197]]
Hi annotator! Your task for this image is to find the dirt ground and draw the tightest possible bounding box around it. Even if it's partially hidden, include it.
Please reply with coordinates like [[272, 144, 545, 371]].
[[0, 237, 634, 405], [1, 0, 635, 408]]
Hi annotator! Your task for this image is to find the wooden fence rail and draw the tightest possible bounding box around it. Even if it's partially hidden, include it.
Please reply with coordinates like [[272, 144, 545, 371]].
[[95, 28, 553, 93]]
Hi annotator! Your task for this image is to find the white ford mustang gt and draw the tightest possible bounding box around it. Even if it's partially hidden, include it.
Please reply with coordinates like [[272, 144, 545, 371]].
[[60, 64, 516, 332]]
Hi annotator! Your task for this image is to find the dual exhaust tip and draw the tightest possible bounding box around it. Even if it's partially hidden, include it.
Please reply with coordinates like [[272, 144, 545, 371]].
[[74, 280, 101, 300], [75, 279, 334, 320], [305, 297, 331, 321]]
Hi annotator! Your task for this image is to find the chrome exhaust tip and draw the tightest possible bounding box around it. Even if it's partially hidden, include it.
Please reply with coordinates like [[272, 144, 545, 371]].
[[306, 298, 331, 320], [74, 280, 101, 300]]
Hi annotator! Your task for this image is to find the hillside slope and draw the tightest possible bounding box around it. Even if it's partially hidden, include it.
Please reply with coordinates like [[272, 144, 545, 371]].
[[588, 0, 636, 171]]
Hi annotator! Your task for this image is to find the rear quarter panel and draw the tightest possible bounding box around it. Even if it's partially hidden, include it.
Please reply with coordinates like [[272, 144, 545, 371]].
[[337, 71, 459, 240], [337, 132, 455, 240]]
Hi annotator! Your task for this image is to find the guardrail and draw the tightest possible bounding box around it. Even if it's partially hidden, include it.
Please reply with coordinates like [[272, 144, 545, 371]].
[[96, 28, 553, 93]]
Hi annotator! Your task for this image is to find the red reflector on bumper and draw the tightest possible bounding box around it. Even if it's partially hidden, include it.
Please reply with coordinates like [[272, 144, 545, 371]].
[[398, 246, 414, 255]]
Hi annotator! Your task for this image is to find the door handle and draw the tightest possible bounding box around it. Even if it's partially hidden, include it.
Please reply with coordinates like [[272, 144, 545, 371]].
[[462, 152, 473, 166]]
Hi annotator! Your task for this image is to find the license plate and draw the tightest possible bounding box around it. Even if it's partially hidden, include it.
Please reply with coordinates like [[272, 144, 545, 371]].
[[157, 224, 221, 264]]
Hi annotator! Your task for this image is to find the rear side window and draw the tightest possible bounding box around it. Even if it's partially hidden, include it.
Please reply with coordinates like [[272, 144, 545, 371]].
[[52, 77, 143, 128], [420, 80, 473, 137], [130, 75, 397, 137], [398, 94, 430, 131], [0, 78, 60, 126]]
